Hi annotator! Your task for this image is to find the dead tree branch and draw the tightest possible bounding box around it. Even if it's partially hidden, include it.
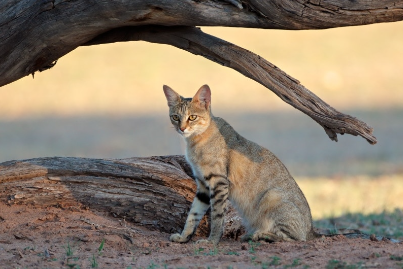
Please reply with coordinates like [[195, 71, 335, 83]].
[[1, 0, 400, 142], [85, 26, 377, 144]]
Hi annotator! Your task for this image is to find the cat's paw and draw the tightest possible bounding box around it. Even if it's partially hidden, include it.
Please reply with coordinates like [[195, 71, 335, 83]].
[[196, 238, 219, 246], [169, 233, 188, 243], [249, 231, 283, 242], [195, 239, 211, 244]]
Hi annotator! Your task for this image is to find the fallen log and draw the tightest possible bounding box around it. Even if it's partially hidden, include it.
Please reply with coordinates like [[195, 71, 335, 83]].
[[0, 155, 210, 234]]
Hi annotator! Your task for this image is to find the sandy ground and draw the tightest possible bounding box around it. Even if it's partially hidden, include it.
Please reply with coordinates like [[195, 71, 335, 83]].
[[1, 203, 402, 269]]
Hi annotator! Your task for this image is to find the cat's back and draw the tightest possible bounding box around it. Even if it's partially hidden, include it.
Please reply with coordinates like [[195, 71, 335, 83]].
[[213, 116, 297, 188], [213, 116, 286, 170], [190, 116, 294, 186]]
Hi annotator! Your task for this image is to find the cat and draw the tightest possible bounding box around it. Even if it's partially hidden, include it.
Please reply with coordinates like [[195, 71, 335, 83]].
[[163, 84, 319, 245]]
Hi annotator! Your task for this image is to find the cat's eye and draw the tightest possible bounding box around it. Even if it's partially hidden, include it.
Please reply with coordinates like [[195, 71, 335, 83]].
[[189, 115, 197, 121], [171, 115, 179, 121]]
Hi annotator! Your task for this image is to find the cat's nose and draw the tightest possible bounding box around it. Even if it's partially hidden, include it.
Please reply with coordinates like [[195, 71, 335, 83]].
[[180, 127, 186, 132]]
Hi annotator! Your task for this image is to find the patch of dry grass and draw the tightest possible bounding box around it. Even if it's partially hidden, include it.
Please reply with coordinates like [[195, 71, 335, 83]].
[[298, 174, 403, 219], [1, 22, 403, 119], [299, 175, 403, 239], [315, 209, 403, 239]]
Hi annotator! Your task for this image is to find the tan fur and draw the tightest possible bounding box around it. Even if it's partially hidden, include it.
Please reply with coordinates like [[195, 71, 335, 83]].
[[163, 84, 318, 245]]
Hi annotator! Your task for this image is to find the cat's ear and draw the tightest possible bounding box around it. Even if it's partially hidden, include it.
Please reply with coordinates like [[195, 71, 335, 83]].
[[192, 85, 211, 109], [163, 85, 181, 106]]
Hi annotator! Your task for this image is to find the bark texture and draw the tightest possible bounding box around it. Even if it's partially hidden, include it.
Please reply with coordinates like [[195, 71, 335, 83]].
[[1, 0, 402, 87], [1, 0, 401, 143], [0, 155, 209, 234]]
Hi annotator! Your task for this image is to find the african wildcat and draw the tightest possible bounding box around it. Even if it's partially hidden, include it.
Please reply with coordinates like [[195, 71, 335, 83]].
[[163, 84, 318, 245]]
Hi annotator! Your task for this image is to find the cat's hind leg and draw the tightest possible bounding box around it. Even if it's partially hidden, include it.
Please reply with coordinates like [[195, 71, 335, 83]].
[[250, 231, 291, 242], [250, 190, 310, 242]]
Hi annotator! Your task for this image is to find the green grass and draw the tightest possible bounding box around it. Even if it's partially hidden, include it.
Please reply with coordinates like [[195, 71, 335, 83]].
[[326, 260, 364, 269], [314, 209, 403, 239], [62, 239, 106, 269], [204, 247, 219, 256], [284, 259, 304, 268], [193, 245, 219, 256], [90, 253, 98, 268], [90, 238, 106, 268], [268, 256, 281, 266], [145, 262, 159, 269], [64, 242, 74, 257], [98, 238, 105, 252], [248, 240, 260, 254], [391, 255, 403, 261], [193, 246, 205, 255]]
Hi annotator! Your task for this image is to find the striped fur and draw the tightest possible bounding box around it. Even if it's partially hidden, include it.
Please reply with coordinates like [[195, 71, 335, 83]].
[[163, 85, 318, 245]]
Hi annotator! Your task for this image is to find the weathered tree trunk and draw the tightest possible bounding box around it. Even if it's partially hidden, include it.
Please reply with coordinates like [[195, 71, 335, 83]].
[[2, 1, 403, 143], [0, 155, 210, 234]]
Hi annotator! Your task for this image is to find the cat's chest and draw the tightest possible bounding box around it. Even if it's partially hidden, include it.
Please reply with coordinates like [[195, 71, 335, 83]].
[[185, 143, 227, 181], [185, 148, 205, 179]]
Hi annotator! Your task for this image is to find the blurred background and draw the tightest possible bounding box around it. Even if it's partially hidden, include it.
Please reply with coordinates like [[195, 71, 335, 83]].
[[1, 22, 402, 222]]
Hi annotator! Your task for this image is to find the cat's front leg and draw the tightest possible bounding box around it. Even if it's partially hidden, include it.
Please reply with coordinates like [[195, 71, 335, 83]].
[[170, 188, 210, 243], [204, 175, 229, 245]]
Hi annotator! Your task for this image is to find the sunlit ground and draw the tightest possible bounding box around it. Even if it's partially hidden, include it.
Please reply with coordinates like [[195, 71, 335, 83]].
[[298, 175, 403, 219], [1, 22, 402, 221], [301, 175, 403, 238]]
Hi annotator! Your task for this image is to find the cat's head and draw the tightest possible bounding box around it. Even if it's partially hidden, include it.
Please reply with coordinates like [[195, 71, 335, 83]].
[[163, 85, 212, 138]]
